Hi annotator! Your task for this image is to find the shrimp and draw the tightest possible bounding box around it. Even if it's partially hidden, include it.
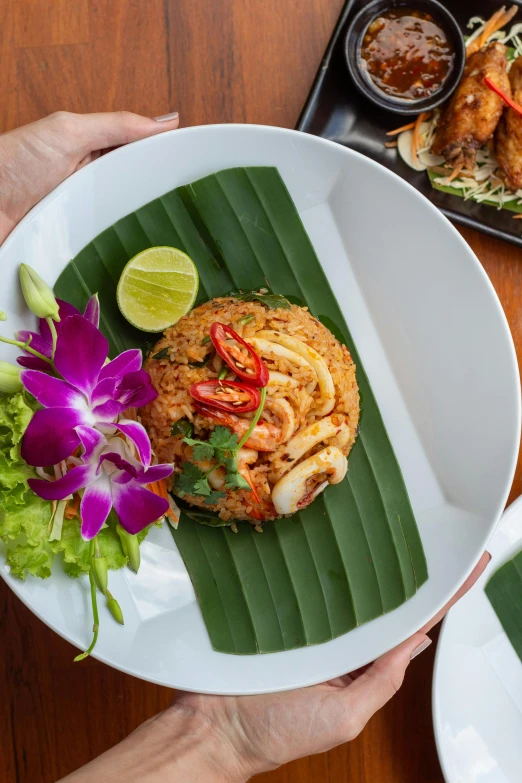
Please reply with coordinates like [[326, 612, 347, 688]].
[[272, 446, 348, 515], [195, 397, 295, 451], [236, 448, 261, 504]]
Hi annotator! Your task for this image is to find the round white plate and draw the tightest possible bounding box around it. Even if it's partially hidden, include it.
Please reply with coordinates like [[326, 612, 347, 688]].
[[433, 495, 522, 783], [0, 124, 520, 694]]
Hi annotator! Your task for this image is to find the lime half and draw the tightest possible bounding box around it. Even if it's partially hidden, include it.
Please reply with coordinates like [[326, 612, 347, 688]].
[[117, 247, 199, 332]]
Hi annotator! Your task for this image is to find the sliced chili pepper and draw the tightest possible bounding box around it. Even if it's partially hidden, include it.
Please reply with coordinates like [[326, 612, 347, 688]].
[[190, 380, 260, 413], [210, 322, 268, 387], [484, 76, 522, 117]]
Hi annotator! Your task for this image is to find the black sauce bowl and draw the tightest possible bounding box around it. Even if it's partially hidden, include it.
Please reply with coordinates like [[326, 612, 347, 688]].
[[345, 0, 466, 116]]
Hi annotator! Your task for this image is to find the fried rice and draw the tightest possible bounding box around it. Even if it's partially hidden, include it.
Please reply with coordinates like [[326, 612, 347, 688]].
[[140, 297, 360, 525]]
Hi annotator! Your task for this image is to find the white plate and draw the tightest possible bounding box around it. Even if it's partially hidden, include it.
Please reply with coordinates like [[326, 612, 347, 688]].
[[0, 124, 520, 694], [433, 495, 522, 783]]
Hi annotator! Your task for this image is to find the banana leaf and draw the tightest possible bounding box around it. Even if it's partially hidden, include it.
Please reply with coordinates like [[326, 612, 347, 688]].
[[485, 549, 522, 663], [54, 166, 428, 654]]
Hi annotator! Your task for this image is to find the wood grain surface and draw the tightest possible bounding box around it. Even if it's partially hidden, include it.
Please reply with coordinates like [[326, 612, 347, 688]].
[[1, 1, 521, 781]]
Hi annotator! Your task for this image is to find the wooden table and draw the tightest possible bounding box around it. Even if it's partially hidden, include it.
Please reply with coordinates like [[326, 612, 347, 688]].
[[2, 2, 522, 781]]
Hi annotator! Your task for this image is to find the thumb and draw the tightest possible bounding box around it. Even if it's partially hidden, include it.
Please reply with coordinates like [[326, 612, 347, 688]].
[[67, 110, 180, 155], [341, 632, 430, 736]]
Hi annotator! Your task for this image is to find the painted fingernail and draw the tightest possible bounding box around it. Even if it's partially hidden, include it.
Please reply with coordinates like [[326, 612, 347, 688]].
[[410, 637, 432, 660], [154, 112, 179, 122]]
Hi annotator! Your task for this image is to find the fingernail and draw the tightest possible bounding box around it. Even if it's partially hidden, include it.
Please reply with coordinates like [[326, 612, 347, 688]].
[[410, 637, 432, 660], [154, 112, 179, 122], [486, 551, 492, 563]]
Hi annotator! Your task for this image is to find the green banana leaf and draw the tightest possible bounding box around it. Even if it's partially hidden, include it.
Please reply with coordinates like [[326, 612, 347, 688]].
[[54, 166, 428, 654], [485, 548, 522, 663]]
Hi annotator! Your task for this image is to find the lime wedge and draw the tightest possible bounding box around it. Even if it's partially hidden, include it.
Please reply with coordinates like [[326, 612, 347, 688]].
[[117, 247, 199, 332]]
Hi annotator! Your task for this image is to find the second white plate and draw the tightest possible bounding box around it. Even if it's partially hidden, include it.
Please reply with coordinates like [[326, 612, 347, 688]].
[[433, 495, 522, 783]]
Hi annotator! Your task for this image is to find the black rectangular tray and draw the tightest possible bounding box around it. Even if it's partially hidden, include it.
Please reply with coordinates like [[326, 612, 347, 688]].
[[297, 0, 522, 249]]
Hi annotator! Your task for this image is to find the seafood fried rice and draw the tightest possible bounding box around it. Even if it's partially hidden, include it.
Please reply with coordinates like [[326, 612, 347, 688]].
[[140, 296, 360, 525]]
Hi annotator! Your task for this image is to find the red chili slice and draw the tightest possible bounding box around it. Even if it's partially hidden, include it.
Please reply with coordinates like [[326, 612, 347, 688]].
[[210, 322, 269, 387], [190, 380, 260, 413], [484, 76, 522, 117]]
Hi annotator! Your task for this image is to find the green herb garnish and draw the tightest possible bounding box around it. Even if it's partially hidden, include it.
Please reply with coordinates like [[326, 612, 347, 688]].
[[175, 461, 226, 505], [175, 388, 267, 501], [237, 314, 255, 325], [231, 290, 292, 310], [170, 419, 194, 438], [201, 335, 211, 345], [152, 347, 169, 360], [189, 356, 211, 369]]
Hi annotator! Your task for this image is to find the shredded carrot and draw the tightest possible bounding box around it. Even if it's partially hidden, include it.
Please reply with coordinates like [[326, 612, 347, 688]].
[[512, 213, 522, 219], [147, 479, 179, 522], [443, 163, 464, 184], [497, 4, 519, 32], [384, 140, 398, 148], [386, 121, 416, 136], [240, 465, 261, 505], [412, 111, 429, 168], [65, 493, 81, 520], [467, 5, 518, 56]]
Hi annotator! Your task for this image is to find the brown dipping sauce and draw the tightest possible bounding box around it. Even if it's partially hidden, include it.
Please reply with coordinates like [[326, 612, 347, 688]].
[[361, 8, 454, 101]]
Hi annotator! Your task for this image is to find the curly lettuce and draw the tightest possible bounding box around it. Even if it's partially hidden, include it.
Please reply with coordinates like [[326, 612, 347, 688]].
[[0, 392, 54, 578], [0, 392, 150, 581]]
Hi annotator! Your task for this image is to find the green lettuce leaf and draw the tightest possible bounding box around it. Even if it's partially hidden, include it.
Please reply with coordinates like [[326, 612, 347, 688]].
[[3, 493, 54, 580], [50, 511, 152, 578], [0, 392, 38, 512], [0, 392, 154, 583]]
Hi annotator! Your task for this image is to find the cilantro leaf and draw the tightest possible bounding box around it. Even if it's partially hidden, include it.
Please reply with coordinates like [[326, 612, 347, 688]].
[[194, 476, 212, 496], [175, 462, 206, 497], [230, 290, 292, 310], [170, 419, 194, 438], [223, 455, 239, 474], [183, 437, 215, 461], [203, 491, 227, 505], [225, 472, 251, 491], [209, 426, 239, 452]]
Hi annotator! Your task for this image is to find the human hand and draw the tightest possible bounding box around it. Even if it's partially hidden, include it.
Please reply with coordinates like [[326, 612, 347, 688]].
[[172, 551, 491, 779], [61, 553, 490, 782], [0, 110, 179, 244]]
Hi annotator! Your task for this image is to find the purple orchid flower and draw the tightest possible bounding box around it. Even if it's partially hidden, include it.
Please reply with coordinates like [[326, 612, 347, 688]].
[[28, 429, 172, 540], [16, 295, 100, 372], [20, 314, 157, 467]]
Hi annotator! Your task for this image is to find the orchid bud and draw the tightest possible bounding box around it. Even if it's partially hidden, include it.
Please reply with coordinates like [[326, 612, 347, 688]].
[[0, 310, 6, 321], [106, 591, 124, 625], [116, 523, 140, 573], [0, 361, 23, 393], [19, 263, 60, 321], [91, 554, 108, 595], [83, 293, 100, 329]]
